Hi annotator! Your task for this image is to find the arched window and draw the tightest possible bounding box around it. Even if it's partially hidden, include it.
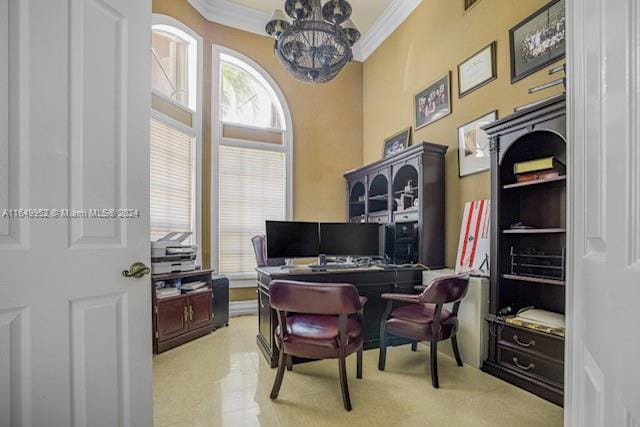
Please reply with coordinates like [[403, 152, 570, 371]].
[[150, 15, 202, 259], [213, 46, 293, 279]]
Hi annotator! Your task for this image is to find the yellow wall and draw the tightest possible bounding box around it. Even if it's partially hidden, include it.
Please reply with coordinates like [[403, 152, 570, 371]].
[[152, 0, 364, 301], [363, 0, 564, 267]]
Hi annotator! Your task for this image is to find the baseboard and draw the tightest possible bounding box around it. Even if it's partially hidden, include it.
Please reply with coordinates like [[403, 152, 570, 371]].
[[229, 300, 258, 317]]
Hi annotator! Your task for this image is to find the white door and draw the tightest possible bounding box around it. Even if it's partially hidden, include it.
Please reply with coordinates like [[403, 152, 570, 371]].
[[0, 0, 152, 425], [567, 0, 640, 425]]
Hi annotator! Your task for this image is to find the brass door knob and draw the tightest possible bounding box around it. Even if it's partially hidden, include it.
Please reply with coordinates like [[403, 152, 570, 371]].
[[122, 262, 151, 278]]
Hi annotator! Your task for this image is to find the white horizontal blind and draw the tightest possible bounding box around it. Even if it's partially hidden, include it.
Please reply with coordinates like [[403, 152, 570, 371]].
[[150, 119, 194, 243], [218, 145, 286, 275]]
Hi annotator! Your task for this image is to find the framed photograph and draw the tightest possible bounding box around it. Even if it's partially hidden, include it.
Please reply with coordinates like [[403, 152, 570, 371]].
[[464, 0, 482, 12], [457, 110, 497, 177], [458, 41, 497, 97], [414, 72, 452, 130], [383, 127, 412, 158], [509, 0, 566, 83]]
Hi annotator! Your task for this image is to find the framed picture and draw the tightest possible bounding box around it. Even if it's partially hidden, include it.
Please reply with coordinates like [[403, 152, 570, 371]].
[[414, 72, 452, 130], [383, 127, 412, 158], [509, 0, 566, 83], [464, 0, 482, 12], [457, 110, 497, 177], [458, 41, 497, 97]]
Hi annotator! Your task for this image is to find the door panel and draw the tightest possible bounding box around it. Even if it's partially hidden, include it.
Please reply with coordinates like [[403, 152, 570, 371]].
[[0, 0, 152, 425], [568, 0, 640, 424], [188, 291, 213, 330]]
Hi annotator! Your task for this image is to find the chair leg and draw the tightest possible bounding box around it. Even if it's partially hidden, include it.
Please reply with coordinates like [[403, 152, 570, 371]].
[[357, 346, 363, 379], [338, 352, 352, 411], [286, 354, 293, 371], [451, 335, 463, 367], [378, 331, 387, 371], [270, 348, 287, 399], [411, 341, 418, 352], [430, 340, 439, 389]]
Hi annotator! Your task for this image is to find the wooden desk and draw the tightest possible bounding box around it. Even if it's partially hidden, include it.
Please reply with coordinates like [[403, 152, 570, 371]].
[[256, 265, 423, 368]]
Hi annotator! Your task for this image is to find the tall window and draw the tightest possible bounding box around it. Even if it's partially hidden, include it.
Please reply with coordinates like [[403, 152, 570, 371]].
[[150, 16, 202, 251], [214, 48, 292, 279]]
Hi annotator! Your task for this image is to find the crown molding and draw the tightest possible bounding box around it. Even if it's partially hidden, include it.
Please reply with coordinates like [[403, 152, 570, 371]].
[[356, 0, 421, 61], [187, 0, 422, 62]]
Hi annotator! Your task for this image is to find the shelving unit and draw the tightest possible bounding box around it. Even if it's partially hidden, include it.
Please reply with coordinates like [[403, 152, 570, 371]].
[[481, 95, 566, 407], [344, 142, 448, 267]]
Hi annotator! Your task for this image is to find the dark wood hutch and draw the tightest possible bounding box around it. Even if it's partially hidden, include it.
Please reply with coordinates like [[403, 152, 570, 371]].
[[344, 142, 448, 268], [481, 95, 567, 406]]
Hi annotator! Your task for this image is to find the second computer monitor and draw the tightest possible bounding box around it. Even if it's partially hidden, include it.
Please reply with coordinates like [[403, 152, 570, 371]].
[[319, 223, 381, 257]]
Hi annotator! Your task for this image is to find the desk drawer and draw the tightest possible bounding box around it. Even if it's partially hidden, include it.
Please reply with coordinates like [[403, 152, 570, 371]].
[[498, 346, 564, 386], [499, 325, 564, 363]]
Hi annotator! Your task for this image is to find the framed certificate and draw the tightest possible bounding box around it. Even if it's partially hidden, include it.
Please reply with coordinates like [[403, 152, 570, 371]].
[[457, 41, 497, 98]]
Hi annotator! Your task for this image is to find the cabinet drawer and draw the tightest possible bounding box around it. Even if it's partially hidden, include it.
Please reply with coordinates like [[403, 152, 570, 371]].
[[393, 210, 418, 223], [498, 346, 564, 386], [499, 325, 564, 362], [368, 211, 390, 224]]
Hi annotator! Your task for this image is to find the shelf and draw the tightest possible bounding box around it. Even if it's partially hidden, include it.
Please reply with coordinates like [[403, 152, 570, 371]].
[[394, 186, 419, 194], [502, 176, 566, 189], [502, 228, 566, 234], [350, 200, 365, 205], [368, 195, 389, 201], [368, 210, 389, 215], [502, 274, 565, 286]]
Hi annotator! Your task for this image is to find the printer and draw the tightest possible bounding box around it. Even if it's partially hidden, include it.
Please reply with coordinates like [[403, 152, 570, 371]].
[[151, 232, 198, 275]]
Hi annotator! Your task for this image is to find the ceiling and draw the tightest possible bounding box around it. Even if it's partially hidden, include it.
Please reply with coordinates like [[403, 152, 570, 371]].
[[227, 0, 393, 35], [187, 0, 422, 61]]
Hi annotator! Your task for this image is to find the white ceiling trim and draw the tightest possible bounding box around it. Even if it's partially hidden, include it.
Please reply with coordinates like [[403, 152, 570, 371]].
[[186, 0, 422, 62]]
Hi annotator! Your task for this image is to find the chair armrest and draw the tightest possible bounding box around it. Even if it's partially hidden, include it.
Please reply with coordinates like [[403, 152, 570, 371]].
[[414, 285, 427, 291], [380, 293, 422, 304]]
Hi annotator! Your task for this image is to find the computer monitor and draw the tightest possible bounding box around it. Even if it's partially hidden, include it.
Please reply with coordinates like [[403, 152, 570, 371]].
[[319, 223, 381, 257], [265, 221, 320, 259]]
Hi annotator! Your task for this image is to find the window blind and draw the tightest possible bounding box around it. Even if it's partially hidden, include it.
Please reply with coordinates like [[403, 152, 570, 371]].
[[150, 119, 194, 243], [218, 144, 286, 275]]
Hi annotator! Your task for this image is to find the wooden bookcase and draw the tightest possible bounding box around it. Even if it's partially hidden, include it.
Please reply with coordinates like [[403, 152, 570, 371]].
[[481, 95, 567, 406], [344, 142, 448, 268]]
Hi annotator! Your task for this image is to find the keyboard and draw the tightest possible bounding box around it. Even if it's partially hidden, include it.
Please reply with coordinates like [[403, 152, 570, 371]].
[[308, 263, 360, 270]]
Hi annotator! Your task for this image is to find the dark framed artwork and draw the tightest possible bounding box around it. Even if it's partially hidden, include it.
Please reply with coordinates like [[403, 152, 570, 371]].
[[457, 110, 497, 177], [458, 41, 497, 98], [464, 0, 482, 12], [383, 127, 412, 158], [414, 72, 452, 130], [509, 0, 566, 83]]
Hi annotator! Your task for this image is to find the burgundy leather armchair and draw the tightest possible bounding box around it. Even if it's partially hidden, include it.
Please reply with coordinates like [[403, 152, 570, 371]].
[[251, 234, 285, 267], [378, 273, 470, 388], [268, 280, 367, 411]]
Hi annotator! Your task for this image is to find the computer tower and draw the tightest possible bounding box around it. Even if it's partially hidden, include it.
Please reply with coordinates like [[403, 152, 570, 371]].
[[384, 222, 419, 265], [211, 275, 229, 329]]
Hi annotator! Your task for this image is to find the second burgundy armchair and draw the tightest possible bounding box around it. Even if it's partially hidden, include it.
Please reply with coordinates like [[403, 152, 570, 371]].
[[378, 273, 470, 388]]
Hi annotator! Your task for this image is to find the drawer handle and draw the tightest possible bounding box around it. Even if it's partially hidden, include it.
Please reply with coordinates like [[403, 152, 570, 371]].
[[513, 335, 535, 348], [512, 357, 535, 371]]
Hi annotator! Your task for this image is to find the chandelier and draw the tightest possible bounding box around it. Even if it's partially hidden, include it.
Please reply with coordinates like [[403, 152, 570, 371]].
[[265, 0, 360, 83]]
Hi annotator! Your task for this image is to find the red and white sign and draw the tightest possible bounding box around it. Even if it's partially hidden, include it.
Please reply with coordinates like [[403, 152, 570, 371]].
[[455, 199, 491, 276]]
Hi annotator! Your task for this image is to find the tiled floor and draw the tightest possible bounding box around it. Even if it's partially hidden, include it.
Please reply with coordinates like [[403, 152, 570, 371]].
[[153, 315, 563, 427]]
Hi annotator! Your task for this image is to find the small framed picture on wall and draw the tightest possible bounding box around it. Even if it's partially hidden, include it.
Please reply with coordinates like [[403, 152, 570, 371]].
[[414, 72, 452, 130], [457, 110, 497, 177], [464, 0, 482, 12], [458, 41, 497, 97], [383, 127, 412, 158]]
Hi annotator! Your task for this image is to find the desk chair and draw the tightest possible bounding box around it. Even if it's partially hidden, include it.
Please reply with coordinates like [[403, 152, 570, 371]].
[[268, 280, 367, 411], [378, 273, 470, 388], [251, 235, 285, 267]]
